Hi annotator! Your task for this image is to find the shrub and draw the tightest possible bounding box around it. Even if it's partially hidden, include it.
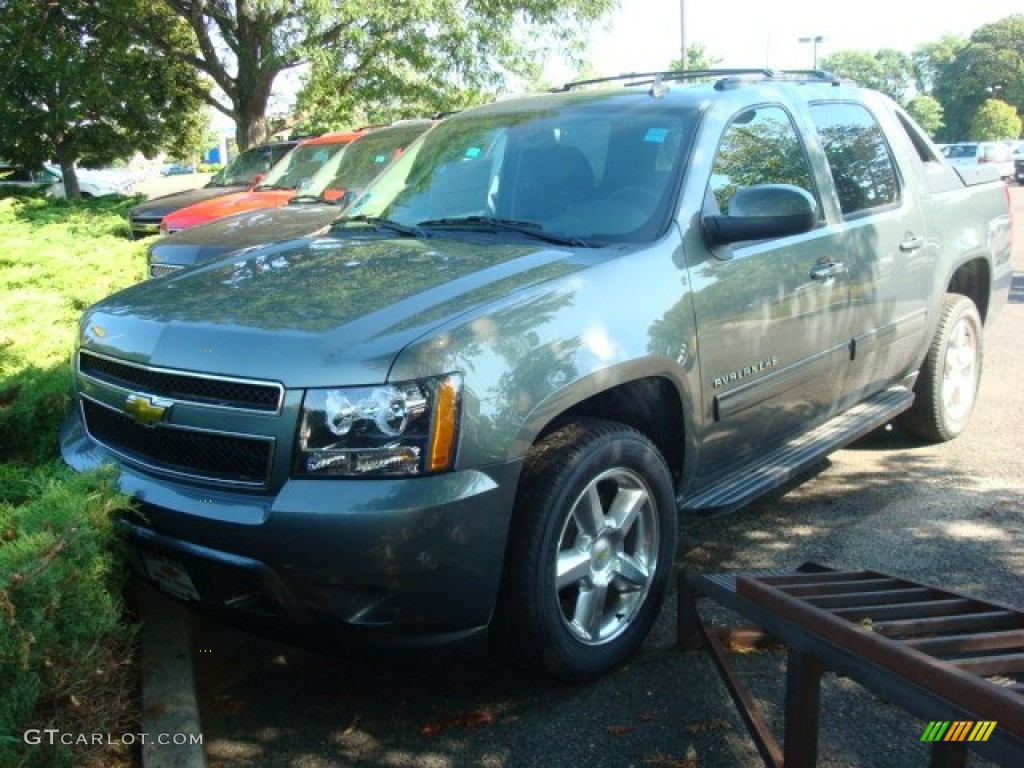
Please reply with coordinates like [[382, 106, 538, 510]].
[[0, 196, 145, 767], [0, 464, 135, 768]]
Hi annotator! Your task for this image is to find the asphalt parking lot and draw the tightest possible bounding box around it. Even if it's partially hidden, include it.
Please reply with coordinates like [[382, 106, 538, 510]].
[[146, 187, 1023, 768]]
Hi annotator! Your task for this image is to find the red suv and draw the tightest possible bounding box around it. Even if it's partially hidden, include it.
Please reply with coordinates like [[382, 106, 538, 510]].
[[129, 140, 297, 238], [158, 131, 365, 234]]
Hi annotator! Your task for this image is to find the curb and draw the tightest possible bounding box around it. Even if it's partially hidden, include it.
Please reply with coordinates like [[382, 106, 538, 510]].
[[138, 582, 207, 768]]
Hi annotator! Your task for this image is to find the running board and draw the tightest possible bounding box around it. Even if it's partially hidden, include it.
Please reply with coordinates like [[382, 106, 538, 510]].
[[679, 387, 915, 516]]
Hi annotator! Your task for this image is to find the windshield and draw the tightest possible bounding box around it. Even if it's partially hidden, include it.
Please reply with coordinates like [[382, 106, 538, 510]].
[[257, 140, 351, 191], [344, 95, 696, 244], [211, 145, 286, 186], [295, 123, 432, 202]]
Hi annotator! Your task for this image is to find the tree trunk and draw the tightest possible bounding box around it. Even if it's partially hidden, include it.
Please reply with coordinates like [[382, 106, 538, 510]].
[[55, 153, 81, 200], [236, 112, 272, 152], [234, 65, 277, 150]]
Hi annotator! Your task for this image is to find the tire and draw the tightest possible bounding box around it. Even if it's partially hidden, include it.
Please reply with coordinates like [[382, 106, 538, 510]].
[[494, 418, 677, 680], [900, 293, 983, 442]]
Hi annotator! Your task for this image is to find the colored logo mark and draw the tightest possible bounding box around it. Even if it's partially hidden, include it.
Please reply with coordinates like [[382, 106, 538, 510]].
[[921, 721, 997, 742]]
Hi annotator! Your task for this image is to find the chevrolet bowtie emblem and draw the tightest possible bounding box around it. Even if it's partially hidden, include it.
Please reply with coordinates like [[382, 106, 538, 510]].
[[123, 393, 172, 426]]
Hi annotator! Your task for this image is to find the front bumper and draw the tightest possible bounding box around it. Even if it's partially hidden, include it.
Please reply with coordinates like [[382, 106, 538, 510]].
[[61, 413, 522, 654], [131, 218, 162, 239]]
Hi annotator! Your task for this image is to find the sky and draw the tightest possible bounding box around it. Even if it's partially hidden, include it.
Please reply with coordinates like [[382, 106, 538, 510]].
[[245, 0, 1022, 132], [548, 0, 1024, 81]]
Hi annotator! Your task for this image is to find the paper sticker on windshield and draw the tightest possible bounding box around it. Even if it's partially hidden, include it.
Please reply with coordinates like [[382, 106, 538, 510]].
[[464, 147, 482, 158], [374, 154, 387, 164], [644, 128, 669, 143]]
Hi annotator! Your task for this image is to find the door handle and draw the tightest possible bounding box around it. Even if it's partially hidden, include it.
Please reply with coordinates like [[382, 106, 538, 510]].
[[900, 235, 925, 252], [809, 260, 847, 281]]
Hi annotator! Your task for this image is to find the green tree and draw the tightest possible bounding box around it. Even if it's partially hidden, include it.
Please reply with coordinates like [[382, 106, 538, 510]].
[[969, 99, 1022, 140], [668, 43, 723, 72], [912, 35, 967, 95], [156, 1, 616, 150], [873, 49, 914, 104], [820, 49, 914, 104], [906, 94, 944, 138], [933, 15, 1024, 141], [0, 0, 207, 198]]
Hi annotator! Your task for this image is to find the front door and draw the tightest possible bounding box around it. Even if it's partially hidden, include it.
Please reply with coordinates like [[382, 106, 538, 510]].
[[684, 104, 852, 486]]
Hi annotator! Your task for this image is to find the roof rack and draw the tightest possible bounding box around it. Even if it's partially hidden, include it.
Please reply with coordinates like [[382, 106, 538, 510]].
[[552, 69, 846, 93]]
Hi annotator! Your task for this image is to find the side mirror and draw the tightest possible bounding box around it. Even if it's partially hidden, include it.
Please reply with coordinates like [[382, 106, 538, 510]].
[[702, 184, 818, 246]]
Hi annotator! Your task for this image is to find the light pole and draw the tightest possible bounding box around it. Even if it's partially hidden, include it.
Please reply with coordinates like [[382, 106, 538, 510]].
[[798, 35, 825, 69], [679, 0, 687, 70]]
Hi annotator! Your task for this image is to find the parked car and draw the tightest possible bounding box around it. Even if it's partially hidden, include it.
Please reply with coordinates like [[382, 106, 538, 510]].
[[0, 162, 133, 197], [161, 162, 196, 176], [61, 71, 1011, 680], [0, 163, 60, 194], [146, 120, 437, 277], [129, 140, 298, 238], [157, 131, 367, 235], [943, 141, 1014, 181], [46, 164, 136, 197]]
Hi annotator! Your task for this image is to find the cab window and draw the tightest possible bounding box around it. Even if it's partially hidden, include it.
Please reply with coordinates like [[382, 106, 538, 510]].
[[707, 106, 817, 216]]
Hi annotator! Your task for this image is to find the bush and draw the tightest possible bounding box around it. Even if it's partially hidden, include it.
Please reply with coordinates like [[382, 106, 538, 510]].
[[0, 196, 145, 767], [0, 464, 135, 768]]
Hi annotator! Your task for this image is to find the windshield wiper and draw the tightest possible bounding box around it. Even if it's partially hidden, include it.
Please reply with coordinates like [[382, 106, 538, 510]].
[[332, 215, 426, 238], [417, 216, 590, 247]]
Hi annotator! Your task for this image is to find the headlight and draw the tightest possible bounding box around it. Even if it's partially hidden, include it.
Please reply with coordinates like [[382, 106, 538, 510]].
[[295, 374, 462, 477]]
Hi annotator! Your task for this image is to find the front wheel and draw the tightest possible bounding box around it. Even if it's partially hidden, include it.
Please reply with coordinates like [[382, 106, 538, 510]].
[[494, 419, 677, 680], [900, 293, 983, 442]]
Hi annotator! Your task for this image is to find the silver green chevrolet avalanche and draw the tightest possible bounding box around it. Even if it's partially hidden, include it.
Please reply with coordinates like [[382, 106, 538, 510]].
[[61, 70, 1013, 679]]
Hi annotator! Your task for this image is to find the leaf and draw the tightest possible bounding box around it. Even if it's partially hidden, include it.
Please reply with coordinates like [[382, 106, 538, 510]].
[[419, 708, 496, 736]]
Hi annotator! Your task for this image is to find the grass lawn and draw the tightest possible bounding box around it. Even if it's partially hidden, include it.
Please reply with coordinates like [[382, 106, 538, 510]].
[[1, 193, 148, 768]]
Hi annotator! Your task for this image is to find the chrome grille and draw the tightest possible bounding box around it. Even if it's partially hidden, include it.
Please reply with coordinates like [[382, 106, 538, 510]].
[[81, 398, 272, 485], [149, 263, 184, 278], [79, 350, 282, 412]]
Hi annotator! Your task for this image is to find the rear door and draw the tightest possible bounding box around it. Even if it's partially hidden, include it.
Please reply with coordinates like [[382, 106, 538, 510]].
[[807, 101, 932, 402], [685, 104, 852, 484]]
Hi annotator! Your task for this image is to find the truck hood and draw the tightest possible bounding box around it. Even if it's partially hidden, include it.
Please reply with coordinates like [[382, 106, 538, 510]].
[[130, 185, 250, 220], [148, 203, 341, 268], [81, 234, 585, 387], [162, 189, 294, 231]]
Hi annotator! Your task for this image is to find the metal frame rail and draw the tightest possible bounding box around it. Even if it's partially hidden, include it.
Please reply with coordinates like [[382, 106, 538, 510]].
[[678, 564, 1024, 767]]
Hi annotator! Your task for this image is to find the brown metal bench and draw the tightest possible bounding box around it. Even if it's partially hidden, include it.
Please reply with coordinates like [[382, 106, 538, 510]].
[[678, 563, 1024, 767]]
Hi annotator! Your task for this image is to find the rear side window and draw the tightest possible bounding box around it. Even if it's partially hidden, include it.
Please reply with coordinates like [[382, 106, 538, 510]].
[[809, 103, 900, 217]]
